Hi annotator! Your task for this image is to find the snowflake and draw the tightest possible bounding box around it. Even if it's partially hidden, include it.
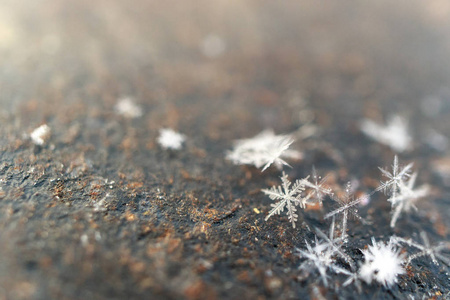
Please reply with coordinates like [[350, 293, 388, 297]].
[[392, 232, 450, 266], [360, 115, 413, 152], [226, 129, 302, 171], [376, 155, 414, 205], [115, 97, 143, 119], [262, 171, 308, 228], [314, 217, 356, 271], [30, 124, 51, 145], [324, 182, 365, 242], [157, 128, 186, 150], [302, 167, 333, 206], [297, 236, 351, 287], [359, 237, 405, 287], [389, 172, 429, 228]]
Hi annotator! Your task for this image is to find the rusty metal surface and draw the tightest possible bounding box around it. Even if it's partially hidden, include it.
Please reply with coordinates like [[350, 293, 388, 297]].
[[0, 1, 449, 299]]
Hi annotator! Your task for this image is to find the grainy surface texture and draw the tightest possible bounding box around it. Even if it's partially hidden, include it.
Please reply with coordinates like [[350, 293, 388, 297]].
[[0, 1, 449, 299]]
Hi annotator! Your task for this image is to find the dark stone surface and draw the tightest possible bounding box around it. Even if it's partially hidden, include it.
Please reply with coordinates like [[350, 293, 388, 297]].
[[0, 1, 449, 299]]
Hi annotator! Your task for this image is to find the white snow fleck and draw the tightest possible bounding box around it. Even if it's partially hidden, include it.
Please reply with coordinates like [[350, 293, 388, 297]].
[[200, 34, 226, 58], [157, 128, 186, 150], [115, 97, 143, 119], [226, 129, 302, 171], [30, 124, 51, 145], [361, 115, 413, 152], [359, 238, 405, 287]]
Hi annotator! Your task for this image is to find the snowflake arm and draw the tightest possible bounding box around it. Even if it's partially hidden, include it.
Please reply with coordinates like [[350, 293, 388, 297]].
[[262, 172, 306, 228]]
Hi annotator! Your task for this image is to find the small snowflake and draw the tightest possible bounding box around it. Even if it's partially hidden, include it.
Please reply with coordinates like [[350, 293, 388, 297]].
[[226, 129, 302, 171], [314, 217, 356, 271], [115, 97, 143, 119], [376, 155, 413, 205], [359, 237, 405, 287], [324, 182, 365, 242], [157, 128, 186, 150], [302, 167, 333, 206], [262, 171, 308, 228], [389, 172, 429, 228], [30, 124, 51, 145], [297, 236, 351, 287], [360, 115, 413, 152], [392, 232, 450, 266]]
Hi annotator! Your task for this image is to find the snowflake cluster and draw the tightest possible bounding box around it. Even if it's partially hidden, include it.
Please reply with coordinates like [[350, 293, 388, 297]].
[[226, 131, 448, 291], [376, 155, 429, 227]]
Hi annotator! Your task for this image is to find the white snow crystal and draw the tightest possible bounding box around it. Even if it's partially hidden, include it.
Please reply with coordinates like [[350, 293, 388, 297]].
[[361, 115, 413, 152], [376, 155, 413, 206], [324, 182, 365, 242], [388, 172, 429, 228], [115, 97, 143, 119], [377, 156, 429, 228], [226, 129, 302, 171], [359, 238, 405, 287], [30, 124, 51, 145], [297, 232, 352, 287], [262, 171, 308, 228], [157, 128, 186, 150], [392, 232, 450, 266]]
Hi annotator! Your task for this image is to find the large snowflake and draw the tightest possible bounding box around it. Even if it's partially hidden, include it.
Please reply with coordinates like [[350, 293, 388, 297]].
[[226, 129, 302, 171]]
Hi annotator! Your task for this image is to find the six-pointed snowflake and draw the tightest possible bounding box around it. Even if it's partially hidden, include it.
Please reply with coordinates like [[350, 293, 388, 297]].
[[376, 155, 413, 205], [262, 171, 308, 228], [302, 167, 333, 206], [297, 235, 352, 287], [324, 182, 365, 242]]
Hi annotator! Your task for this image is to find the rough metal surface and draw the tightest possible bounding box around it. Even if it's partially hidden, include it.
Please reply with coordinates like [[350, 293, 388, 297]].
[[0, 1, 449, 299]]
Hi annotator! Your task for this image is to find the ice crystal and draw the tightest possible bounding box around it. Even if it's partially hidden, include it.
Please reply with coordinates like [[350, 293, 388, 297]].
[[297, 236, 351, 287], [302, 167, 333, 206], [30, 124, 51, 145], [376, 155, 413, 205], [157, 128, 186, 150], [359, 238, 405, 287], [392, 232, 450, 266], [389, 172, 429, 228], [324, 182, 365, 242], [262, 171, 308, 228], [226, 129, 302, 171], [360, 115, 413, 152], [314, 217, 356, 271], [115, 97, 143, 119]]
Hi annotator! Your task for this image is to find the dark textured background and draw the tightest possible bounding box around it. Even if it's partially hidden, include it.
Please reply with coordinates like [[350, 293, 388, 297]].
[[0, 1, 449, 299]]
